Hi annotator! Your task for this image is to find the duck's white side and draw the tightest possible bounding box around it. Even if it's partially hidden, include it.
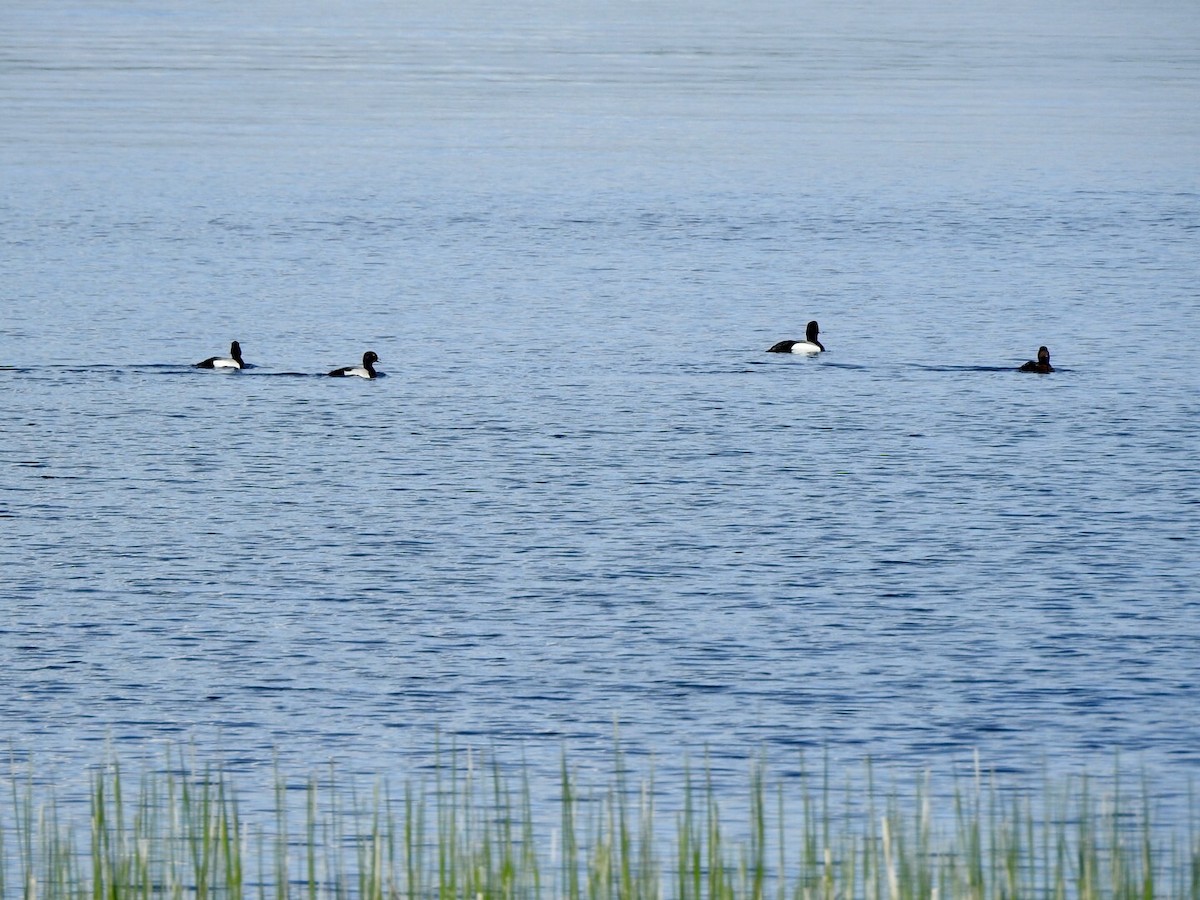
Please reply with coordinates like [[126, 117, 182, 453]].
[[786, 340, 822, 354]]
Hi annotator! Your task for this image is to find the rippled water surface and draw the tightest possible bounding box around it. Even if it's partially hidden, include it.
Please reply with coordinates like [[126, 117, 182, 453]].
[[2, 0, 1199, 820]]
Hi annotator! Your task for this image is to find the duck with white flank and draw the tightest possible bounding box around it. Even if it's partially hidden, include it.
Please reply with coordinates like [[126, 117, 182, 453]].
[[196, 341, 245, 369], [767, 321, 825, 354], [328, 350, 380, 379]]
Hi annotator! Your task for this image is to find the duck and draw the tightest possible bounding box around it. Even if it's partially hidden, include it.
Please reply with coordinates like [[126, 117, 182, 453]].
[[1018, 346, 1054, 373], [767, 321, 825, 354], [328, 350, 380, 379], [195, 340, 244, 369]]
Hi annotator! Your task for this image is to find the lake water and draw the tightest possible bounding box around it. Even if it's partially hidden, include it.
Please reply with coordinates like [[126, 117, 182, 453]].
[[2, 0, 1198, 827]]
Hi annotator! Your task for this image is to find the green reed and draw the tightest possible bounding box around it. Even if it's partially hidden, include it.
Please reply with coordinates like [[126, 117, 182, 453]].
[[1, 750, 1196, 900]]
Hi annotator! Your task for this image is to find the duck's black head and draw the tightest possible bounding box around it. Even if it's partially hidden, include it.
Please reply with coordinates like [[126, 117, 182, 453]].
[[230, 340, 243, 362], [362, 351, 379, 369], [1037, 346, 1050, 365], [805, 321, 820, 342]]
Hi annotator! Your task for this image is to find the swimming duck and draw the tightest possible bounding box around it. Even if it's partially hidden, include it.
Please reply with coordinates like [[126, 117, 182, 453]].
[[196, 341, 244, 369], [328, 350, 380, 378], [1018, 346, 1054, 373], [767, 321, 825, 354]]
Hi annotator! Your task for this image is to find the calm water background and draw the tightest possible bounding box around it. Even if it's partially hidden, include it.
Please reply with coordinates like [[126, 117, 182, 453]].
[[2, 0, 1199, 827]]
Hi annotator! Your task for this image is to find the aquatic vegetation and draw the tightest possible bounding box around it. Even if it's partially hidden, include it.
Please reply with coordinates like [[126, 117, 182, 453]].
[[1, 750, 1196, 899]]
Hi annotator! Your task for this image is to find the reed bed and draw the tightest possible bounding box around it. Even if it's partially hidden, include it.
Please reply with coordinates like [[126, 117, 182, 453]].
[[1, 751, 1196, 900]]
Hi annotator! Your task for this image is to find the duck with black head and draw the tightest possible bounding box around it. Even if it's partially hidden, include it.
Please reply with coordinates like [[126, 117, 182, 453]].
[[196, 340, 244, 370], [328, 350, 380, 379], [767, 321, 825, 354], [1019, 346, 1054, 373]]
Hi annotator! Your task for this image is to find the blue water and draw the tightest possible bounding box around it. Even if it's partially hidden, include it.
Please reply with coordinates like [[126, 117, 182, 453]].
[[2, 0, 1199, 823]]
